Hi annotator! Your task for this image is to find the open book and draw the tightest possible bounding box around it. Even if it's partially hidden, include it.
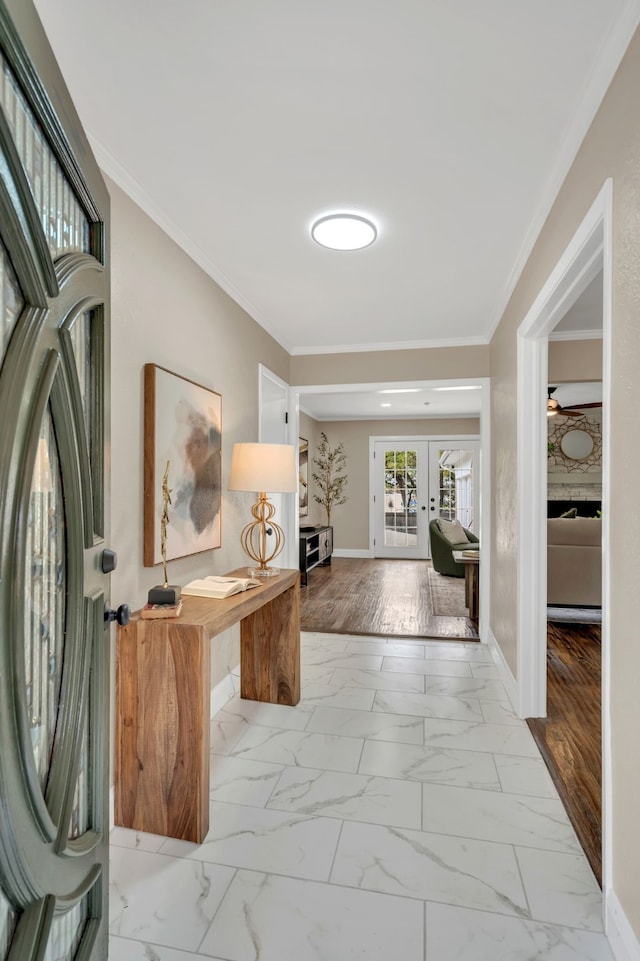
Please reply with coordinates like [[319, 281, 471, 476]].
[[182, 575, 262, 599]]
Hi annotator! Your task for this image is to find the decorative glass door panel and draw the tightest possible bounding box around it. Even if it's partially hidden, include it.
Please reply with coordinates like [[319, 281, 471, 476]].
[[0, 4, 111, 960]]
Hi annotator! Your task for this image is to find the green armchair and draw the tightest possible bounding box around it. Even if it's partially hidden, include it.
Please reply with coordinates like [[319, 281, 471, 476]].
[[429, 518, 479, 577]]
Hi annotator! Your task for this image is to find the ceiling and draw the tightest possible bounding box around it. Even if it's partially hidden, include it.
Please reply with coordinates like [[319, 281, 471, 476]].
[[33, 0, 636, 362]]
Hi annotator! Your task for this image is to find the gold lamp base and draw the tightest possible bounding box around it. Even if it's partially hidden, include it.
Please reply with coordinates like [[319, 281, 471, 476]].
[[240, 492, 285, 576]]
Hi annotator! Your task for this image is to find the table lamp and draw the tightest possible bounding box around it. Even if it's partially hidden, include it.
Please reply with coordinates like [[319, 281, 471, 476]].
[[228, 442, 297, 576]]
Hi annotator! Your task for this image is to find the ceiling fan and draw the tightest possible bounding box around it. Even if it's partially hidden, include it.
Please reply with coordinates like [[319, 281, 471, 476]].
[[547, 386, 602, 418]]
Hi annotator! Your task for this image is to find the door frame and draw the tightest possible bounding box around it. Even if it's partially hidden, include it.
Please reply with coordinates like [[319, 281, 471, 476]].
[[258, 364, 296, 570], [290, 377, 491, 641], [516, 180, 612, 888]]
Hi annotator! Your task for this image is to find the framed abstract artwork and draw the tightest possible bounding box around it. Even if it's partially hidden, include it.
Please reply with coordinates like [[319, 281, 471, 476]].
[[299, 437, 309, 517], [144, 364, 222, 566]]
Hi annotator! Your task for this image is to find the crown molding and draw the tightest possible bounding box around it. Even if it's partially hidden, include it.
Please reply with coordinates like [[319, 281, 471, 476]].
[[549, 328, 603, 342], [289, 334, 489, 356]]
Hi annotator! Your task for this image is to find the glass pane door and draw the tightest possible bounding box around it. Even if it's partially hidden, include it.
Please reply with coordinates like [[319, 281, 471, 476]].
[[428, 443, 480, 536], [374, 441, 429, 558]]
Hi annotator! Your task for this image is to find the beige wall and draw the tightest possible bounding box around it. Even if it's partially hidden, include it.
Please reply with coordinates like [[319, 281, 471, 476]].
[[299, 410, 326, 527], [489, 28, 640, 933], [108, 178, 290, 689], [302, 418, 479, 550], [290, 345, 489, 386], [548, 338, 602, 383]]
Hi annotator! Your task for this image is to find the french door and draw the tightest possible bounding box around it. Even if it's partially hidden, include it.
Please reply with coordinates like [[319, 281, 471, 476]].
[[0, 4, 111, 960], [373, 439, 479, 559]]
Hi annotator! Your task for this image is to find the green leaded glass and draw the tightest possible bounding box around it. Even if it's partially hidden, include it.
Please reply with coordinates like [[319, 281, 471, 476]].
[[0, 54, 89, 259], [25, 408, 66, 791]]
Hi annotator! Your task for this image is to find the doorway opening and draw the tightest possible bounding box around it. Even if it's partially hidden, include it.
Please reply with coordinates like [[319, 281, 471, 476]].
[[516, 180, 612, 890]]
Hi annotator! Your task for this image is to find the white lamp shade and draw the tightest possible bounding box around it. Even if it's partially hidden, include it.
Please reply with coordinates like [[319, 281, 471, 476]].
[[229, 443, 297, 493]]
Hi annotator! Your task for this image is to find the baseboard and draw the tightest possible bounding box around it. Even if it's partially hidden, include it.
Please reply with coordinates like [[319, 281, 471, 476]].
[[210, 672, 236, 719], [332, 548, 373, 558], [486, 628, 519, 714], [607, 889, 640, 961]]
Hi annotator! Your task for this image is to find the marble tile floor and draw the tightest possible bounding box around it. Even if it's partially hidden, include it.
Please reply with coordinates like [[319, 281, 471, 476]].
[[108, 631, 613, 961]]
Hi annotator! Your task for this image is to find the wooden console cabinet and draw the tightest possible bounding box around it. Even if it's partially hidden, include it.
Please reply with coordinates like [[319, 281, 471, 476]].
[[299, 525, 333, 585], [115, 569, 300, 843]]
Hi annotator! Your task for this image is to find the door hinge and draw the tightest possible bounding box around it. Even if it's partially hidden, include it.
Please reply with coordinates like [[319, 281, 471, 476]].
[[285, 412, 288, 424]]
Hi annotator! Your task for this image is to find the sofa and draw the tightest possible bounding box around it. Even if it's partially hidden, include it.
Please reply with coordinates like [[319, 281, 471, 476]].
[[429, 518, 479, 577], [547, 517, 601, 606]]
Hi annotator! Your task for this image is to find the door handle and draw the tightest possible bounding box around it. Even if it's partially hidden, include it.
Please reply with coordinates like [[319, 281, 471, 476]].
[[104, 604, 130, 628]]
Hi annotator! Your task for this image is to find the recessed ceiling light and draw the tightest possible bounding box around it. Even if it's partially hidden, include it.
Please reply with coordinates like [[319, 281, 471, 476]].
[[378, 388, 422, 394], [432, 385, 482, 392], [380, 403, 392, 408], [311, 214, 377, 250]]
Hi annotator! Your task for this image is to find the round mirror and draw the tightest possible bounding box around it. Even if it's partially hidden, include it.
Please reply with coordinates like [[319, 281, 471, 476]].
[[560, 429, 594, 461]]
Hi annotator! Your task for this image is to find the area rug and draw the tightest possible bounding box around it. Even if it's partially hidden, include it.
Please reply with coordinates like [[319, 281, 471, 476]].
[[426, 566, 468, 617], [547, 606, 602, 625]]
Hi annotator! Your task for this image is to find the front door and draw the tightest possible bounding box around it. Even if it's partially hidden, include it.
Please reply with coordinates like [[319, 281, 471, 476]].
[[0, 4, 111, 959]]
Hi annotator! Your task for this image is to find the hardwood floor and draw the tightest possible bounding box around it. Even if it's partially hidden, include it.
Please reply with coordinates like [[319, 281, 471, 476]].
[[527, 621, 602, 886], [300, 557, 478, 640]]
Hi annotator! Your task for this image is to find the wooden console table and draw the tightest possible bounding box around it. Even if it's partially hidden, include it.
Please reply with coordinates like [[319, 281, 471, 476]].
[[115, 568, 300, 843], [453, 550, 480, 620]]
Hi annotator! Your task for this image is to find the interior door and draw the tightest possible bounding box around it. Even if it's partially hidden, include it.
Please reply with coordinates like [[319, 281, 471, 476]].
[[374, 441, 430, 559], [0, 4, 111, 959]]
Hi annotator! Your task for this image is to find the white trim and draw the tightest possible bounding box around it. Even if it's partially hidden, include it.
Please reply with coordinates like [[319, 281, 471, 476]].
[[549, 328, 603, 342], [600, 180, 614, 907], [607, 891, 640, 961], [210, 672, 236, 719], [289, 334, 488, 356], [258, 364, 296, 570], [516, 181, 613, 898], [486, 629, 518, 713], [109, 785, 115, 831], [332, 548, 373, 559], [487, 0, 640, 342], [304, 411, 482, 422], [516, 181, 610, 717]]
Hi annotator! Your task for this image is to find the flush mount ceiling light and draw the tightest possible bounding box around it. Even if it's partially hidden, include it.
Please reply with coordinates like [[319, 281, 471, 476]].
[[311, 214, 377, 250]]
